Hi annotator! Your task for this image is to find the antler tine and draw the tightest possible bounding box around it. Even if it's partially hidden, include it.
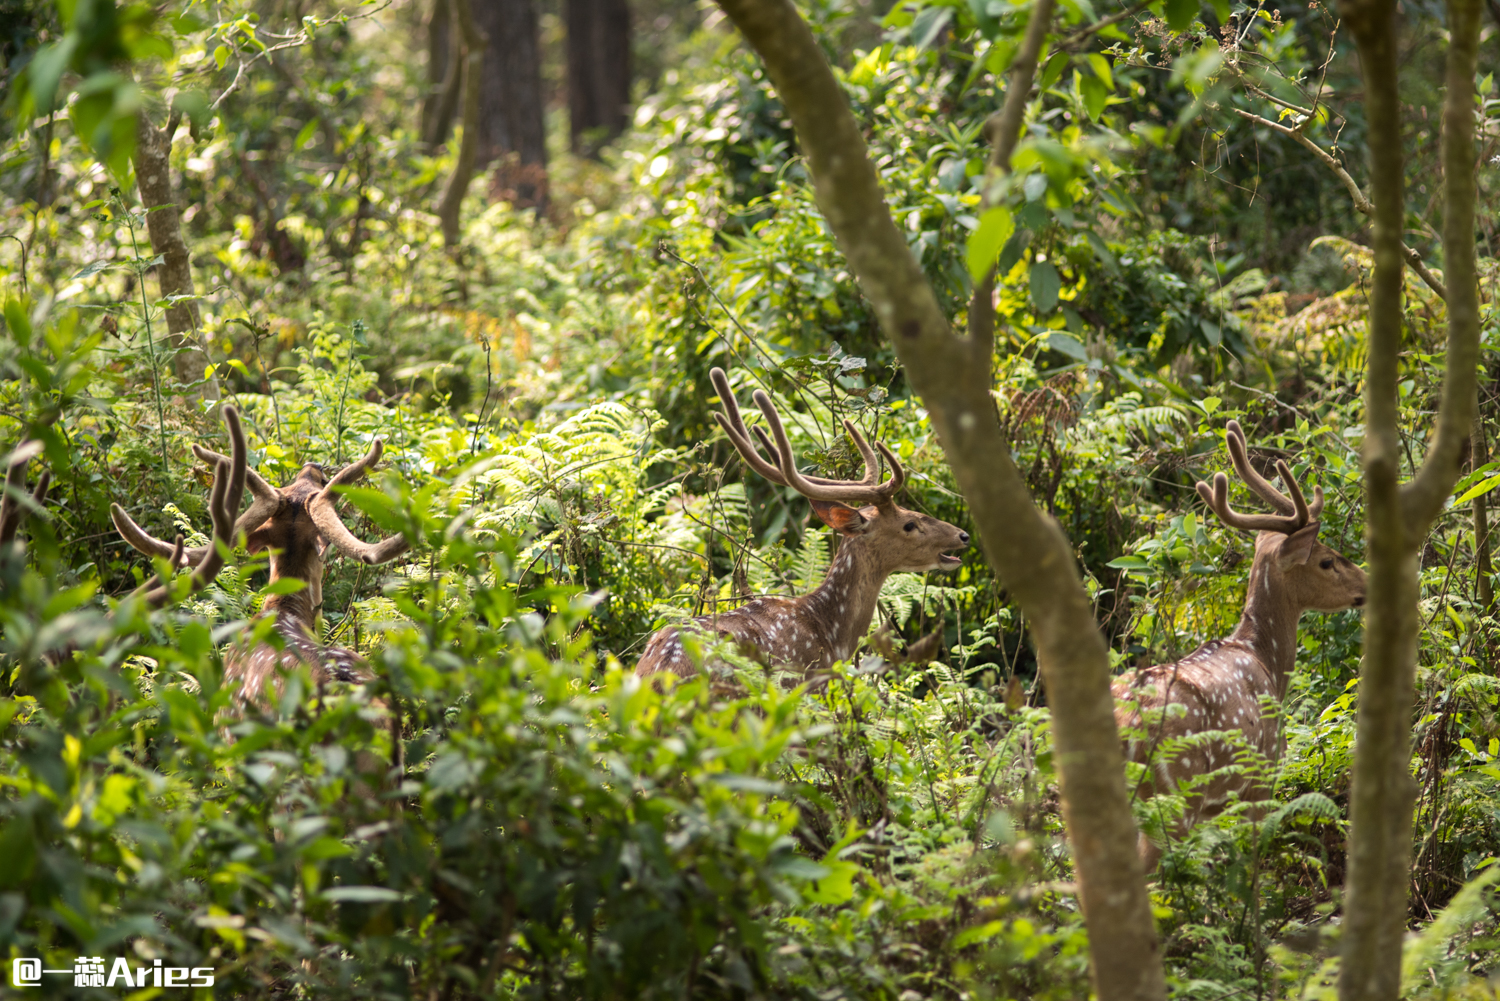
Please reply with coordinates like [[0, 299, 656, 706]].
[[307, 439, 411, 566], [136, 454, 238, 607], [1224, 419, 1296, 515], [112, 405, 255, 571], [710, 367, 793, 487], [1195, 467, 1308, 536], [1, 442, 50, 545], [754, 390, 901, 506], [1195, 472, 1292, 533], [1272, 459, 1311, 528], [192, 441, 281, 541]]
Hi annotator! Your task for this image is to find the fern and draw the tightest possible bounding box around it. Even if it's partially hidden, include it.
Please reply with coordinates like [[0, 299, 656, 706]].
[[789, 528, 830, 595]]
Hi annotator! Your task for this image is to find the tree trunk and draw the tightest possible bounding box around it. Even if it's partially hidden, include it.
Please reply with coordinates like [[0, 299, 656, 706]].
[[1337, 0, 1482, 996], [565, 0, 631, 157], [132, 114, 218, 397], [437, 0, 485, 246], [421, 0, 462, 146], [472, 0, 548, 210], [1474, 410, 1494, 615], [711, 0, 1166, 997]]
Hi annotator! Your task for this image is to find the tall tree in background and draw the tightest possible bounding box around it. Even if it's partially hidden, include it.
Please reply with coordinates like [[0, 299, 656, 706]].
[[564, 0, 631, 157], [420, 0, 460, 147], [133, 115, 220, 398], [472, 0, 548, 210]]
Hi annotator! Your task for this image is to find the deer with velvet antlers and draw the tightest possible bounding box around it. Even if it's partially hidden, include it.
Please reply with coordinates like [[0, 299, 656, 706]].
[[110, 405, 410, 707], [635, 368, 970, 680], [1113, 420, 1366, 867]]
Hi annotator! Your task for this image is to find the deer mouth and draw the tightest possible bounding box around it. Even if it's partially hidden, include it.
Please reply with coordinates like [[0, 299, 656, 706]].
[[936, 552, 964, 570]]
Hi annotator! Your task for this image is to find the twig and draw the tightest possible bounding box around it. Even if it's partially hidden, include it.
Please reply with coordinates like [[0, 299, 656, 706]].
[[1231, 108, 1448, 300], [1058, 0, 1151, 49]]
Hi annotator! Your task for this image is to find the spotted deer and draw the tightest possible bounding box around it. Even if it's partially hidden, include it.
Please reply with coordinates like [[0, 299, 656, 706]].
[[635, 367, 970, 679], [1113, 420, 1366, 867], [111, 407, 410, 707]]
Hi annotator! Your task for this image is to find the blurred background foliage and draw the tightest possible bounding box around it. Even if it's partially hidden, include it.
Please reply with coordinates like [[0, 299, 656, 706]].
[[2, 0, 1500, 994]]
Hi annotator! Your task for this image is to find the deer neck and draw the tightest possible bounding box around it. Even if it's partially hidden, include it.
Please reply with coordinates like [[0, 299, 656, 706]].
[[261, 553, 323, 636], [800, 535, 888, 662], [1227, 536, 1301, 696]]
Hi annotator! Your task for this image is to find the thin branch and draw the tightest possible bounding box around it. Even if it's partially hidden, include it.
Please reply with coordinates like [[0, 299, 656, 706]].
[[1057, 0, 1151, 49], [1232, 107, 1448, 300]]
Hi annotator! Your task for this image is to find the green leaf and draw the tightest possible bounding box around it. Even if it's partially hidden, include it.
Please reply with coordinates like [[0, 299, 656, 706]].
[[1105, 555, 1149, 570], [1045, 330, 1087, 361], [965, 206, 1014, 282], [214, 44, 229, 69], [910, 6, 954, 49], [293, 118, 318, 151], [1086, 52, 1113, 89], [1455, 474, 1500, 506], [1080, 73, 1107, 120], [1164, 0, 1198, 30], [954, 920, 1007, 948], [1029, 261, 1061, 312], [1039, 50, 1069, 91]]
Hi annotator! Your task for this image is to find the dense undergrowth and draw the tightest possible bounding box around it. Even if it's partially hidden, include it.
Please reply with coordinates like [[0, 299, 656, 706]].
[[4, 0, 1500, 996]]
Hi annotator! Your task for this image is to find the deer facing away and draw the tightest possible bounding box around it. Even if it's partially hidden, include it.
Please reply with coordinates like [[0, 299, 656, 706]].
[[110, 406, 410, 707], [1112, 420, 1366, 868], [635, 368, 970, 679]]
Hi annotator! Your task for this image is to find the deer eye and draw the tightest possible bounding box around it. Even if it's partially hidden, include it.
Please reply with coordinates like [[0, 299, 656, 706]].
[[1320, 558, 1334, 570], [904, 522, 917, 532]]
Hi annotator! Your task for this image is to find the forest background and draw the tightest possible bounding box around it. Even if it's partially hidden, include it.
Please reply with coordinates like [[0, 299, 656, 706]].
[[0, 0, 1498, 995]]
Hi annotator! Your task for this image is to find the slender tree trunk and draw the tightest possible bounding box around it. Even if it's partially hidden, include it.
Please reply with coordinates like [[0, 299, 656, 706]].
[[421, 0, 462, 146], [472, 0, 548, 210], [437, 0, 485, 246], [132, 114, 218, 397], [237, 150, 306, 275], [711, 0, 1165, 996], [1474, 411, 1494, 615], [565, 0, 631, 157], [1338, 0, 1482, 996]]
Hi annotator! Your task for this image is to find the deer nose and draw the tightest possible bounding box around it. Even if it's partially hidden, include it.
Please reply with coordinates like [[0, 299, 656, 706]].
[[1352, 595, 1366, 608], [958, 532, 970, 545]]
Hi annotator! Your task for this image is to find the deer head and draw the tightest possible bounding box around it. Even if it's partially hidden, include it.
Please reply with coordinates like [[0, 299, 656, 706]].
[[111, 415, 410, 705], [1195, 419, 1366, 617], [710, 367, 968, 576]]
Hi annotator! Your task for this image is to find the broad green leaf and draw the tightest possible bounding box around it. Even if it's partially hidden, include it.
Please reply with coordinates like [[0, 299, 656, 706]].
[[1081, 73, 1107, 120], [1086, 52, 1113, 89], [910, 6, 953, 49], [1455, 474, 1500, 505], [1039, 50, 1068, 91], [1029, 261, 1061, 312], [1164, 0, 1198, 30], [965, 206, 1014, 282], [1045, 330, 1087, 360]]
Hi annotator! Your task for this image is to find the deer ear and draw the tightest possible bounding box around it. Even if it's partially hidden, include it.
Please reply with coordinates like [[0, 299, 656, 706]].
[[810, 499, 872, 536], [1277, 522, 1321, 568], [244, 527, 272, 554]]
